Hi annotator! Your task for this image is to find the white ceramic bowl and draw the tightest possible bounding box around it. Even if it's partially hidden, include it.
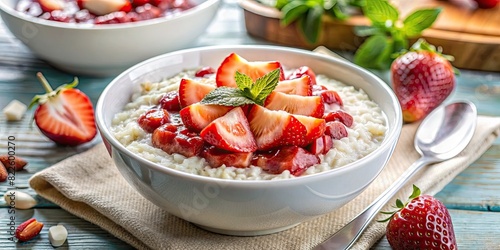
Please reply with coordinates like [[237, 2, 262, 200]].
[[0, 0, 220, 76], [96, 45, 402, 236]]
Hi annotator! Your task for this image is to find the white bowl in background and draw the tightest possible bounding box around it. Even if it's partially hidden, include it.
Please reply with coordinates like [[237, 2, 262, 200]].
[[95, 45, 402, 236], [0, 0, 221, 76]]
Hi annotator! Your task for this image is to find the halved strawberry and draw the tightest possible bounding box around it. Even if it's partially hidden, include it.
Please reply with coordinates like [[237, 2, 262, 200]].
[[264, 91, 324, 118], [216, 53, 284, 87], [178, 78, 216, 107], [293, 114, 326, 145], [29, 73, 97, 146], [36, 0, 65, 12], [179, 103, 232, 132], [79, 0, 132, 16], [247, 105, 307, 151], [200, 107, 257, 153], [287, 66, 317, 85], [274, 75, 312, 96]]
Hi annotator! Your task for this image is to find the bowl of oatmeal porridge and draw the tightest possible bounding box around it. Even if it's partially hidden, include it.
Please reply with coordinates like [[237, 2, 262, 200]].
[[0, 0, 220, 76], [95, 45, 402, 235]]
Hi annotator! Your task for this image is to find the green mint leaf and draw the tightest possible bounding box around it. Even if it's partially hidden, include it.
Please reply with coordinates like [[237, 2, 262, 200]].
[[403, 8, 441, 37], [200, 87, 256, 106], [363, 0, 398, 27], [280, 1, 310, 26], [252, 68, 280, 105], [354, 25, 382, 37], [354, 34, 393, 69], [299, 4, 324, 44], [234, 71, 253, 90]]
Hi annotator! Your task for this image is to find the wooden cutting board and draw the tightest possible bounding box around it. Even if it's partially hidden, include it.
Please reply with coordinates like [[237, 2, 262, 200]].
[[241, 0, 500, 71]]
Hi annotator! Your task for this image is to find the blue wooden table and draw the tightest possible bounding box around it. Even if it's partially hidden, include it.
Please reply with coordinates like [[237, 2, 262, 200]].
[[1, 0, 500, 249]]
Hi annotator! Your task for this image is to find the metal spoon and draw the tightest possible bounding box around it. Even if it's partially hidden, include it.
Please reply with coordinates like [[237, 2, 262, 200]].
[[315, 101, 477, 250]]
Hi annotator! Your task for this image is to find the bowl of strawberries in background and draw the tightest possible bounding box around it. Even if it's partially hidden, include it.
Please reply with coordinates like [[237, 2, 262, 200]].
[[0, 0, 221, 76], [95, 45, 403, 235]]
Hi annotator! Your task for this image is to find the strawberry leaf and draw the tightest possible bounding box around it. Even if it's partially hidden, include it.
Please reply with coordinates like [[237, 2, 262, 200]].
[[395, 199, 404, 209], [200, 87, 255, 106], [403, 8, 441, 37], [409, 185, 421, 199]]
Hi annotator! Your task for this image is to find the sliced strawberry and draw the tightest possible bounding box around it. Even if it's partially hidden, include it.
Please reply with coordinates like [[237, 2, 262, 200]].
[[200, 107, 257, 153], [247, 105, 307, 151], [137, 108, 170, 133], [159, 91, 181, 111], [323, 110, 353, 127], [307, 135, 333, 155], [274, 75, 312, 96], [178, 78, 216, 107], [80, 0, 132, 16], [287, 66, 317, 85], [179, 103, 232, 132], [152, 124, 204, 157], [325, 121, 348, 140], [201, 146, 253, 168], [252, 146, 319, 176], [216, 53, 284, 87], [36, 0, 65, 12], [30, 73, 97, 146], [293, 114, 326, 145], [315, 89, 343, 106], [264, 91, 324, 118]]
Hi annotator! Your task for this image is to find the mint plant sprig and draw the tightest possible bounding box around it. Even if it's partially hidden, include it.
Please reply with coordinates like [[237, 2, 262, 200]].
[[273, 0, 364, 44], [353, 0, 441, 70], [200, 69, 280, 106]]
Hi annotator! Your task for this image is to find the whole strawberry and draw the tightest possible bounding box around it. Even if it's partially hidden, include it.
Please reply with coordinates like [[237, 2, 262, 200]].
[[29, 73, 97, 146], [382, 185, 457, 250], [391, 39, 456, 123]]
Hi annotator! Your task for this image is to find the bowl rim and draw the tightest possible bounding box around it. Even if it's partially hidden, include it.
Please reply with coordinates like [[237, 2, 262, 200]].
[[0, 0, 220, 30], [96, 45, 403, 187]]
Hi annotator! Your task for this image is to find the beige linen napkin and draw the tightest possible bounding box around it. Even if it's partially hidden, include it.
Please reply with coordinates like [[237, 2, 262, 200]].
[[29, 115, 500, 250]]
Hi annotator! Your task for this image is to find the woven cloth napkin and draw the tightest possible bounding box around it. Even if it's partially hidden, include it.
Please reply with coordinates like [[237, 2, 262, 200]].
[[29, 114, 500, 250]]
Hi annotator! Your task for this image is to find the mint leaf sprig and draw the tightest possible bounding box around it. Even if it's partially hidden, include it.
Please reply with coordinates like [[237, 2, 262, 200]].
[[353, 0, 441, 70], [200, 69, 280, 106], [274, 0, 364, 44]]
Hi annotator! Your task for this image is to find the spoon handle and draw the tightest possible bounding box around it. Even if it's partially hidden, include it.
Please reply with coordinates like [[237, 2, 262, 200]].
[[315, 156, 434, 250]]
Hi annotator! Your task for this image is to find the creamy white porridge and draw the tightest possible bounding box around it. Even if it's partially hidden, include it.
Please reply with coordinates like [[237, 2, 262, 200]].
[[111, 69, 387, 180]]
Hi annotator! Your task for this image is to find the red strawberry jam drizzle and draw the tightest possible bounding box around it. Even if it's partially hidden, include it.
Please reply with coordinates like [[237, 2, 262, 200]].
[[16, 0, 194, 24], [136, 65, 355, 176]]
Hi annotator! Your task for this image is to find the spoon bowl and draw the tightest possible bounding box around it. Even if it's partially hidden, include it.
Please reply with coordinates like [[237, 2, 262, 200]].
[[316, 101, 477, 250]]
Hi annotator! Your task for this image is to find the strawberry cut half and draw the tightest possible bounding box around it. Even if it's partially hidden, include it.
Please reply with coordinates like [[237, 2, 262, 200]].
[[200, 107, 257, 153], [247, 105, 307, 151], [274, 75, 313, 96], [178, 78, 216, 107], [179, 103, 232, 132], [264, 91, 324, 118], [216, 53, 284, 87], [30, 73, 97, 146]]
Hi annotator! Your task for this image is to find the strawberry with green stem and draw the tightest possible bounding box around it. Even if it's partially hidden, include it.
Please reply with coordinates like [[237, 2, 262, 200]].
[[380, 185, 457, 250], [29, 73, 97, 146], [391, 39, 457, 123]]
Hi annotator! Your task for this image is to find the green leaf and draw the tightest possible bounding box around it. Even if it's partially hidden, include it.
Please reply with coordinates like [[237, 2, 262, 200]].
[[363, 0, 398, 26], [275, 0, 290, 9], [252, 69, 280, 104], [354, 34, 393, 69], [403, 8, 441, 37], [354, 25, 382, 37], [409, 185, 421, 199], [299, 4, 324, 43], [200, 87, 256, 106], [234, 71, 253, 90], [281, 1, 311, 26], [395, 199, 404, 209]]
